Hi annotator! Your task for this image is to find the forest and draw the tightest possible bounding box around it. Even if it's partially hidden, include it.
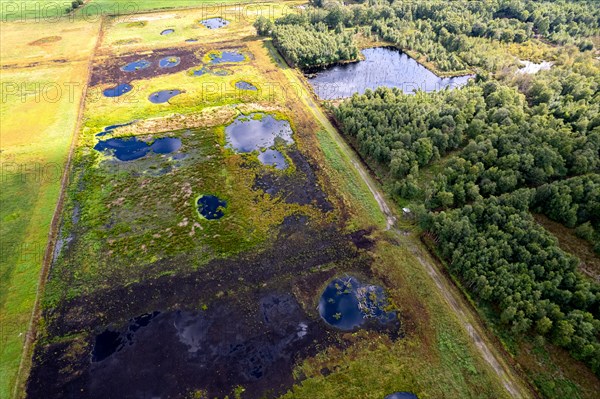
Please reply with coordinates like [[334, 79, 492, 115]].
[[257, 0, 600, 73], [299, 0, 600, 382]]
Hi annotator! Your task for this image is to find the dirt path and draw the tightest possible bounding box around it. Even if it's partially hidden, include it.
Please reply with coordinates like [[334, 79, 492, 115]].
[[277, 46, 534, 398]]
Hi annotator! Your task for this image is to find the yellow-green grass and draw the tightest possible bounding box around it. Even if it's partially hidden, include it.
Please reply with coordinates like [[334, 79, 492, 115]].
[[0, 63, 92, 399], [283, 240, 513, 399], [0, 18, 100, 66], [0, 18, 99, 398], [99, 1, 300, 53]]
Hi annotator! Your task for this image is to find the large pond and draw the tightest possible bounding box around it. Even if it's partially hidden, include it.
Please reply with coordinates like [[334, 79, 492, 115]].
[[318, 276, 396, 331], [308, 47, 473, 100], [225, 113, 293, 169], [94, 136, 182, 161], [225, 113, 293, 153]]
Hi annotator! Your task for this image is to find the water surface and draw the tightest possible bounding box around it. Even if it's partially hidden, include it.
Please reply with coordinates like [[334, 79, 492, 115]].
[[149, 89, 182, 103], [200, 17, 229, 29], [94, 136, 181, 161], [308, 47, 473, 100], [235, 81, 257, 91], [225, 113, 293, 153], [159, 56, 180, 68], [209, 51, 245, 64], [258, 149, 287, 170], [318, 276, 396, 331], [161, 29, 174, 35], [384, 393, 419, 399], [197, 195, 227, 220], [103, 83, 132, 97], [121, 59, 151, 72]]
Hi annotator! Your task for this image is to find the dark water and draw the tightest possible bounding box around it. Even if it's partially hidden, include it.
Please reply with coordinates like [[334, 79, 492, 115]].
[[148, 89, 182, 103], [197, 195, 227, 220], [318, 276, 396, 331], [94, 137, 182, 161], [92, 312, 160, 362], [84, 294, 321, 398], [384, 393, 419, 399], [95, 121, 137, 137], [121, 59, 151, 72], [161, 29, 174, 35], [308, 47, 474, 100], [185, 38, 198, 42], [209, 51, 245, 64], [258, 149, 287, 170], [103, 83, 132, 97], [200, 17, 229, 29], [235, 81, 257, 91], [158, 56, 180, 68], [225, 113, 293, 153]]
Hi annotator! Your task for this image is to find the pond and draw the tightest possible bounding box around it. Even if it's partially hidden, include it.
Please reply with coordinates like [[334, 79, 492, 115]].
[[200, 17, 229, 29], [121, 59, 151, 72], [209, 51, 245, 64], [258, 149, 287, 170], [158, 56, 180, 68], [307, 47, 474, 100], [235, 81, 257, 91], [103, 83, 132, 97], [318, 276, 396, 331], [185, 38, 198, 43], [192, 67, 208, 76], [148, 89, 182, 104], [225, 113, 293, 153], [94, 136, 182, 161], [161, 29, 174, 35], [384, 393, 419, 399], [197, 195, 227, 220]]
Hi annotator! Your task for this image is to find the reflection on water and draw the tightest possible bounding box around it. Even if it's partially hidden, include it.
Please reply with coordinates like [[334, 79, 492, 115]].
[[308, 47, 474, 100]]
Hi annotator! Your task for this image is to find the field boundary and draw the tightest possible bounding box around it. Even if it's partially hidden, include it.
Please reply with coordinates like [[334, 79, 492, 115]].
[[11, 17, 105, 399]]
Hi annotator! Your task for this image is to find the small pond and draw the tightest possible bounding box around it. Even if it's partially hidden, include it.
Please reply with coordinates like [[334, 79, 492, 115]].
[[318, 276, 396, 331], [308, 47, 473, 100], [225, 113, 293, 153], [200, 17, 229, 29], [185, 38, 198, 42], [121, 59, 151, 72], [235, 81, 257, 91], [384, 393, 419, 399], [161, 29, 174, 35], [209, 51, 245, 64], [258, 149, 287, 170], [94, 136, 182, 161], [148, 89, 182, 104], [103, 83, 132, 97], [197, 195, 227, 220], [159, 56, 181, 68], [193, 67, 208, 76]]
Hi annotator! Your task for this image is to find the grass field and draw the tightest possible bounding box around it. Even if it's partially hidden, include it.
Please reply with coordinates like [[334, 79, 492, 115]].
[[0, 18, 100, 399]]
